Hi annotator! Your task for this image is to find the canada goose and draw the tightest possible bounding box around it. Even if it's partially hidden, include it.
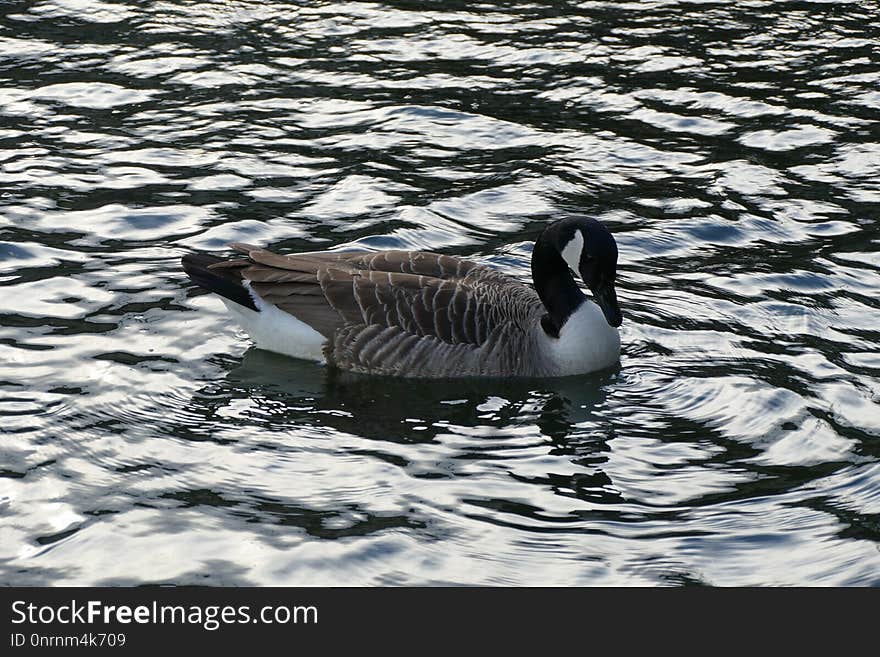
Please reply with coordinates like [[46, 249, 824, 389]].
[[181, 217, 622, 378]]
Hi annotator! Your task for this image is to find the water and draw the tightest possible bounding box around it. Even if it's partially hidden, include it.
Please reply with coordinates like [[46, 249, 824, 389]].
[[1, 0, 879, 586]]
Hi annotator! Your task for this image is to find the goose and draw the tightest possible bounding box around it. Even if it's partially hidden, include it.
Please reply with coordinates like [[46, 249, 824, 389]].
[[181, 217, 623, 378]]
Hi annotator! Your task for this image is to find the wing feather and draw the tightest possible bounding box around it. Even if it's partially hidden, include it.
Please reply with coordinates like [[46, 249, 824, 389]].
[[219, 245, 541, 368]]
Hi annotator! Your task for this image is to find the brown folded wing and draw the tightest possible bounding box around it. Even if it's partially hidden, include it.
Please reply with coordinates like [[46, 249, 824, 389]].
[[208, 245, 541, 375]]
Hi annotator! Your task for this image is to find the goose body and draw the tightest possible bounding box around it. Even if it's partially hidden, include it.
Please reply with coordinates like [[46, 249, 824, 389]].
[[182, 217, 623, 378]]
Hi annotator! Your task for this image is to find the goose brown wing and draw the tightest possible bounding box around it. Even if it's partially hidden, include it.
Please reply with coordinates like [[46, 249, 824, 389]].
[[210, 245, 540, 348]]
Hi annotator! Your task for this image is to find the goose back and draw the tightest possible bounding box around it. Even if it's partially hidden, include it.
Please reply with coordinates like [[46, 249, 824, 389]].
[[209, 245, 549, 377]]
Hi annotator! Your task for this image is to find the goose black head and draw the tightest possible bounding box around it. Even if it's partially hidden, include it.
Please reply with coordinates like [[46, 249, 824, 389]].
[[554, 217, 622, 328], [531, 217, 623, 336]]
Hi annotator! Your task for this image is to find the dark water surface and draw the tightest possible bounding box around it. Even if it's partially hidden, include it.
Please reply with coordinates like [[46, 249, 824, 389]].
[[1, 0, 879, 585]]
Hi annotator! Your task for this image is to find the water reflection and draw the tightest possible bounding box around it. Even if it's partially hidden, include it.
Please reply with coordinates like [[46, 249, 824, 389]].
[[1, 0, 879, 585], [222, 348, 614, 447]]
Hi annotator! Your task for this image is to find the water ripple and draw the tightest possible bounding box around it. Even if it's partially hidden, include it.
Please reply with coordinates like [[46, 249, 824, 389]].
[[0, 0, 878, 586]]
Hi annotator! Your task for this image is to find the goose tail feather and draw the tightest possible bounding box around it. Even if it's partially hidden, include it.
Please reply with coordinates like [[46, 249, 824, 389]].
[[181, 253, 258, 312]]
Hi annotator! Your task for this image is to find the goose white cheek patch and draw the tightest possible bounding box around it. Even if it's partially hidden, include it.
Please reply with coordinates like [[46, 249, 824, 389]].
[[560, 231, 585, 274]]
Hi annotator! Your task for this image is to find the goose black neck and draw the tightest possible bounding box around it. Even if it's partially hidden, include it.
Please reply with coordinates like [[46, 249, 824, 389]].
[[531, 232, 585, 338]]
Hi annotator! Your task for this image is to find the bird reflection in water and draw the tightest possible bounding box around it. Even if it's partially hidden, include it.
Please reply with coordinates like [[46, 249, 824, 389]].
[[212, 347, 617, 449]]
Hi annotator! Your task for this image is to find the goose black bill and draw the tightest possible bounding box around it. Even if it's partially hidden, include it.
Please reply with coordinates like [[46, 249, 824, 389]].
[[593, 283, 622, 328]]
